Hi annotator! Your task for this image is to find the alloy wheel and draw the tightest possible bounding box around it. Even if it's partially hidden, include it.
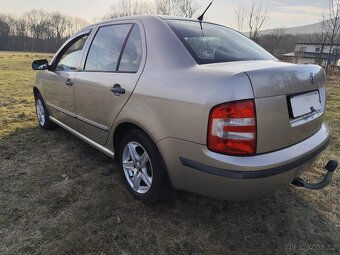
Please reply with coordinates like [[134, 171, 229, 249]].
[[36, 99, 46, 126], [122, 141, 153, 194]]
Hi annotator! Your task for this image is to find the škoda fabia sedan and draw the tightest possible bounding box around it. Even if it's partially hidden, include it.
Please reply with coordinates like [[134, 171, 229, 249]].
[[32, 15, 337, 204]]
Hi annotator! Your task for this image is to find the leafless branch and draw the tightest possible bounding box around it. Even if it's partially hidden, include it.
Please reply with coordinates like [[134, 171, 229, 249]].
[[235, 1, 269, 42], [324, 0, 340, 67]]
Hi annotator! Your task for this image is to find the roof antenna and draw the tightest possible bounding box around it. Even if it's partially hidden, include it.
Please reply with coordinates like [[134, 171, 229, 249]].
[[197, 0, 214, 37], [197, 0, 214, 23]]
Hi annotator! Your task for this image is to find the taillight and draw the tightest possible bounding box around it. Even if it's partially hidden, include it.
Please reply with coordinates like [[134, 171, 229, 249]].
[[207, 100, 256, 155]]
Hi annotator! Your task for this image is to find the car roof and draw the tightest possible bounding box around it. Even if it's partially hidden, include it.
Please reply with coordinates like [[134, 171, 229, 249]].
[[80, 15, 207, 31]]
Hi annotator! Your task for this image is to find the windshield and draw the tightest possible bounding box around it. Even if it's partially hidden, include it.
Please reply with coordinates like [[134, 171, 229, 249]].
[[166, 19, 276, 65]]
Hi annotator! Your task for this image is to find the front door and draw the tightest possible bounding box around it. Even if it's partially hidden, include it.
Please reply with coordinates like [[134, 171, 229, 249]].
[[75, 22, 145, 145], [44, 32, 90, 130]]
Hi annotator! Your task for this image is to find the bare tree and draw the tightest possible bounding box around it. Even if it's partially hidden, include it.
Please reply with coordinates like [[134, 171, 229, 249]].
[[315, 18, 330, 65], [175, 0, 198, 18], [155, 0, 198, 18], [12, 17, 29, 50], [24, 9, 51, 51], [107, 0, 199, 19], [0, 10, 88, 52], [0, 15, 11, 50], [49, 12, 71, 47], [235, 2, 246, 32], [259, 28, 286, 55], [69, 17, 89, 35], [131, 0, 155, 15], [235, 1, 269, 42], [108, 0, 155, 18], [324, 0, 340, 68], [248, 1, 268, 42], [107, 0, 130, 18], [155, 0, 171, 15]]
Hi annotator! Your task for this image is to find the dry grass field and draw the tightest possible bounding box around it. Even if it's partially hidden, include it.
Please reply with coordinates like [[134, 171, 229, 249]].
[[0, 52, 339, 254]]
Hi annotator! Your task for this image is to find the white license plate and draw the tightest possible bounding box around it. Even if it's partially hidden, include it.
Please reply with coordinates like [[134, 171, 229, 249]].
[[290, 91, 321, 118]]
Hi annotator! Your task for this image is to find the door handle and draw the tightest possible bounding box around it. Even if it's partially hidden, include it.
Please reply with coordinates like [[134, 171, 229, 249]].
[[65, 79, 73, 87], [111, 84, 125, 96]]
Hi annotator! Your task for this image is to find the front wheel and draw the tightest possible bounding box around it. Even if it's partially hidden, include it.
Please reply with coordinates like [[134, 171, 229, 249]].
[[118, 129, 170, 204], [35, 93, 56, 130]]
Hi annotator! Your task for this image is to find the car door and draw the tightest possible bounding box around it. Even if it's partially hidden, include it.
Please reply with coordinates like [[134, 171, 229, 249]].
[[74, 22, 145, 145], [44, 31, 91, 130]]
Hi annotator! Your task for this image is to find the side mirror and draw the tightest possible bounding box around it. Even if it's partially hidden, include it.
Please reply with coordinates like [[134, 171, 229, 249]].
[[32, 59, 49, 70]]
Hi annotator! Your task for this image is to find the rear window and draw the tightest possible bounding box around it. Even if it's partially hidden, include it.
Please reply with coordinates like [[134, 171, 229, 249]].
[[166, 20, 276, 64]]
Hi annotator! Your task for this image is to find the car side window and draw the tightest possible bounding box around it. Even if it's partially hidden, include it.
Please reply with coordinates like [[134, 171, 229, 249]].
[[118, 25, 142, 72], [85, 24, 132, 72], [56, 35, 89, 71]]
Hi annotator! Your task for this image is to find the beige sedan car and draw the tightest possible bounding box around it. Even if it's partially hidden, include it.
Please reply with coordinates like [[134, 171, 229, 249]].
[[32, 15, 337, 204]]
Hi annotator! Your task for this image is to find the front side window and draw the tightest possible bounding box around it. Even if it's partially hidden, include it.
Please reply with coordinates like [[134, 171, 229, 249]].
[[85, 24, 132, 72], [56, 35, 89, 71], [166, 20, 276, 64]]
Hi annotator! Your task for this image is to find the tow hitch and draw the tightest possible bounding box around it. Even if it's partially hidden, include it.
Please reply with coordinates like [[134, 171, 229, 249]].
[[292, 160, 338, 189]]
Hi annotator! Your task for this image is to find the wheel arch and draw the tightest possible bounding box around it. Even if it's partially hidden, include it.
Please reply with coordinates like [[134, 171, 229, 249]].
[[112, 121, 173, 190], [113, 122, 156, 159], [33, 87, 40, 99]]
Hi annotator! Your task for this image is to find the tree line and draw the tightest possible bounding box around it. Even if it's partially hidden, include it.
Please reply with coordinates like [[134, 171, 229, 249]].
[[0, 0, 198, 53], [106, 0, 198, 19], [0, 0, 339, 62], [0, 10, 88, 52]]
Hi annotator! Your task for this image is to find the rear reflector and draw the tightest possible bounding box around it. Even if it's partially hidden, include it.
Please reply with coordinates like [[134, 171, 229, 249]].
[[207, 100, 256, 155]]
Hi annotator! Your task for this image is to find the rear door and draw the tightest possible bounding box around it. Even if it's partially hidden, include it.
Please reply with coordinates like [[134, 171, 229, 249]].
[[74, 21, 145, 145], [44, 31, 91, 130]]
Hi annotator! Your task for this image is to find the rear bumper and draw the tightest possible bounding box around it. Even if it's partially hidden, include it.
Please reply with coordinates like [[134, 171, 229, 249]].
[[157, 124, 330, 200]]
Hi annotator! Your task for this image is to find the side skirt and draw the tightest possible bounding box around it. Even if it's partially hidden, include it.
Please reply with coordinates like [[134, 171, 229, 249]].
[[49, 116, 115, 158]]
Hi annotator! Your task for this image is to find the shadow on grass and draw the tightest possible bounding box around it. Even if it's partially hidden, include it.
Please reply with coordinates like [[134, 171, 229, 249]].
[[0, 127, 339, 255]]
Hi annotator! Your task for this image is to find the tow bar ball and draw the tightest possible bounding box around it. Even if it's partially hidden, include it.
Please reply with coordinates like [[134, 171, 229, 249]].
[[292, 160, 338, 190]]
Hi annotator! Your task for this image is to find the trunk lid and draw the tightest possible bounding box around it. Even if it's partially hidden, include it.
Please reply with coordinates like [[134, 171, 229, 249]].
[[205, 60, 327, 153]]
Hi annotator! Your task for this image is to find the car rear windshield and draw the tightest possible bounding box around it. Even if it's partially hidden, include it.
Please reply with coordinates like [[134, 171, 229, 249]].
[[165, 19, 276, 65]]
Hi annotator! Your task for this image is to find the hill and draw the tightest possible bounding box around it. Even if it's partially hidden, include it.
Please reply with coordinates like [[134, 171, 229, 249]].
[[259, 20, 324, 35]]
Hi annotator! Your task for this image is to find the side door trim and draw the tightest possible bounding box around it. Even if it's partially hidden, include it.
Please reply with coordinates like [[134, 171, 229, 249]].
[[47, 102, 110, 132], [77, 115, 110, 131], [46, 102, 77, 118], [49, 116, 114, 158]]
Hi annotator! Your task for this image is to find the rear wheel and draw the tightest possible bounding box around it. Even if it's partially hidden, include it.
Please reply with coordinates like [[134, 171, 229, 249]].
[[118, 129, 170, 204], [35, 93, 56, 130]]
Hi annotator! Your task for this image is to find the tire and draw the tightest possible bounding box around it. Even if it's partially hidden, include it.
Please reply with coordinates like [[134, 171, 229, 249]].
[[35, 93, 56, 130], [118, 129, 171, 204]]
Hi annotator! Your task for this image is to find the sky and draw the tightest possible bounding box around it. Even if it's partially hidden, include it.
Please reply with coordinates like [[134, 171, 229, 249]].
[[0, 0, 329, 29]]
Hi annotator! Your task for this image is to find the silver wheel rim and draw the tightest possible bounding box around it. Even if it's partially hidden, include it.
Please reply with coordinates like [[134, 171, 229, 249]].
[[36, 99, 46, 126], [122, 141, 153, 194]]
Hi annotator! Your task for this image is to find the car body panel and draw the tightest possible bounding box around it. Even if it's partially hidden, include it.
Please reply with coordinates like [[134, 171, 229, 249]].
[[33, 15, 332, 200], [156, 124, 330, 200], [74, 20, 147, 145], [43, 71, 78, 130], [107, 16, 255, 145], [255, 88, 326, 153], [74, 72, 140, 144], [36, 29, 94, 131], [119, 69, 254, 144], [200, 61, 327, 153]]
